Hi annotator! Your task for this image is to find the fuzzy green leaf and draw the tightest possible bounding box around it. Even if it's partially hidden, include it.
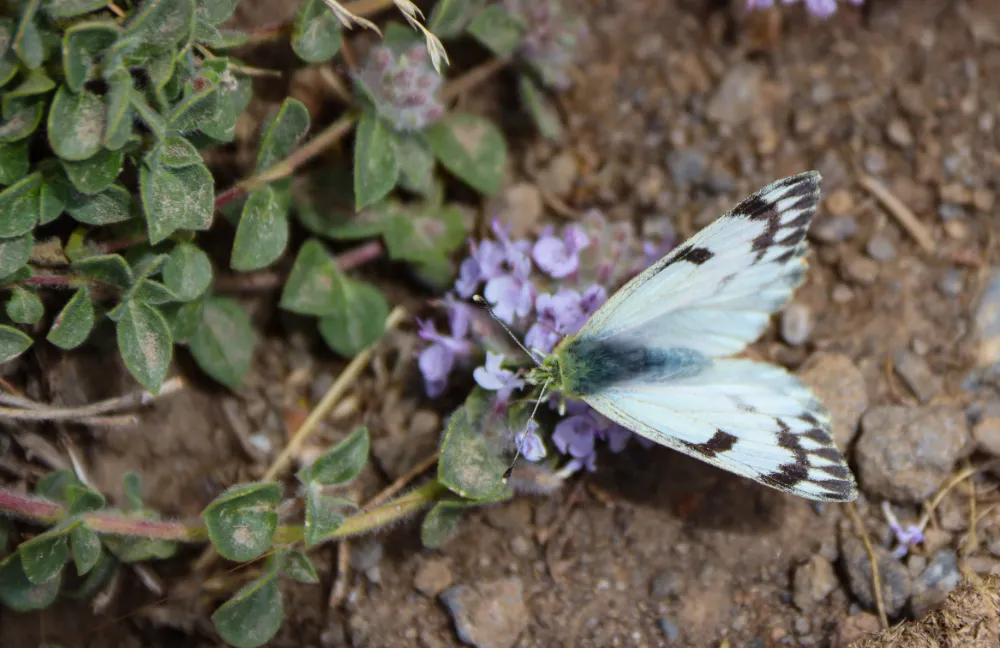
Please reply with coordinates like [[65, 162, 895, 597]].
[[197, 0, 240, 25], [383, 203, 466, 264], [467, 4, 525, 58], [66, 182, 132, 225], [231, 186, 288, 271], [438, 388, 508, 499], [2, 68, 55, 114], [0, 172, 40, 237], [62, 20, 120, 92], [34, 470, 81, 502], [44, 0, 107, 17], [13, 0, 44, 69], [428, 0, 485, 37], [72, 253, 133, 289], [293, 168, 389, 240], [0, 553, 60, 611], [425, 113, 506, 195], [317, 279, 388, 357], [303, 492, 355, 547], [163, 243, 212, 301], [48, 86, 106, 161], [393, 132, 436, 197], [0, 21, 16, 88], [151, 135, 201, 168], [117, 300, 172, 393], [0, 233, 33, 280], [297, 427, 370, 486], [189, 296, 254, 389], [125, 0, 196, 52], [140, 163, 214, 244], [38, 165, 72, 225], [168, 86, 219, 132], [19, 525, 71, 584], [163, 298, 203, 343], [255, 98, 310, 172], [291, 0, 343, 63], [280, 550, 319, 584], [131, 279, 177, 305], [279, 239, 337, 316], [519, 74, 563, 140], [65, 484, 105, 515], [6, 287, 43, 325], [0, 96, 44, 143], [354, 112, 399, 210], [0, 139, 29, 184], [70, 525, 102, 576], [0, 325, 32, 362], [129, 88, 166, 139], [103, 529, 176, 563], [123, 472, 144, 510], [202, 482, 280, 562], [47, 288, 94, 350], [104, 69, 134, 150], [211, 564, 283, 648], [61, 148, 125, 195], [199, 61, 251, 142]]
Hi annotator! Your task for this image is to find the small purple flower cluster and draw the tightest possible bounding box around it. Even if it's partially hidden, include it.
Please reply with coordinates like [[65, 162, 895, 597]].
[[502, 0, 587, 90], [418, 211, 674, 473], [356, 43, 444, 132], [747, 0, 864, 18]]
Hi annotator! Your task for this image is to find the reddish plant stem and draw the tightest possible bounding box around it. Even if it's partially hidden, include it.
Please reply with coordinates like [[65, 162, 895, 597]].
[[0, 489, 62, 524]]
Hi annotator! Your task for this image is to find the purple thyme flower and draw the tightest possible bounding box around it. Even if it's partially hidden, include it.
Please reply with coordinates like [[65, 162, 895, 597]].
[[417, 298, 474, 397], [882, 501, 925, 558], [532, 224, 589, 278], [552, 401, 640, 473], [473, 352, 525, 404], [525, 286, 607, 353], [503, 0, 587, 90], [356, 43, 445, 132], [515, 420, 547, 462], [747, 0, 864, 18]]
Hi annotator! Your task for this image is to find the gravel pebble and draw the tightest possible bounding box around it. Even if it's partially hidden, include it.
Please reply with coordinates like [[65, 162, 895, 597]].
[[972, 417, 1000, 456], [886, 117, 914, 147], [812, 216, 858, 244], [797, 353, 869, 449], [910, 549, 962, 617], [498, 183, 543, 237], [973, 268, 1000, 367], [792, 555, 839, 611], [781, 303, 813, 346], [658, 618, 680, 642], [832, 612, 882, 648], [893, 348, 943, 403], [650, 570, 683, 600], [840, 523, 912, 617], [705, 63, 763, 126], [840, 256, 880, 285], [440, 578, 527, 648], [855, 406, 973, 502], [825, 189, 854, 216], [866, 235, 897, 262], [666, 148, 707, 187], [414, 558, 453, 597], [937, 269, 964, 296], [540, 152, 577, 198]]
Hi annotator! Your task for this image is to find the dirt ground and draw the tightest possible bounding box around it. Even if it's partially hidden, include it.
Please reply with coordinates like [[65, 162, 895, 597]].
[[4, 0, 1000, 646]]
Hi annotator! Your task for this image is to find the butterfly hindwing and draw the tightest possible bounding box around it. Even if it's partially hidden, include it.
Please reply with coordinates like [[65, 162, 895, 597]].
[[582, 359, 857, 502], [577, 171, 821, 358]]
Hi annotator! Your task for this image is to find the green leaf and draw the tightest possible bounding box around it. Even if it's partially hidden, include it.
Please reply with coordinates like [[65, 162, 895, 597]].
[[66, 182, 132, 225], [0, 233, 33, 279], [421, 498, 504, 549], [0, 172, 39, 236], [125, 0, 196, 52], [231, 186, 288, 271], [255, 98, 310, 172], [64, 550, 118, 600], [70, 525, 102, 576], [35, 470, 81, 502], [425, 113, 506, 195], [302, 492, 355, 547], [354, 112, 399, 210], [0, 139, 29, 184], [129, 88, 166, 139], [123, 472, 144, 510], [519, 74, 563, 141], [19, 525, 71, 584], [47, 288, 94, 350], [72, 253, 133, 289], [163, 243, 212, 301], [104, 69, 134, 150], [62, 20, 120, 92], [44, 0, 108, 19], [140, 163, 214, 244], [2, 68, 55, 114], [61, 148, 125, 195], [0, 553, 60, 611], [103, 529, 177, 563], [202, 482, 280, 562], [291, 0, 343, 63], [200, 28, 249, 50], [293, 168, 389, 240], [117, 300, 173, 393], [13, 0, 44, 69], [296, 427, 369, 486], [6, 287, 43, 325], [199, 62, 251, 142], [280, 550, 319, 584], [151, 136, 201, 168], [438, 388, 508, 499], [168, 86, 219, 132], [279, 239, 337, 316], [65, 484, 105, 514], [428, 0, 485, 37], [382, 21, 422, 49], [48, 86, 106, 161], [189, 296, 254, 389], [0, 96, 44, 143], [38, 162, 73, 225], [383, 203, 467, 263], [197, 0, 240, 25], [131, 279, 178, 305], [317, 279, 389, 357], [211, 565, 283, 648], [0, 325, 32, 362], [467, 4, 525, 58], [393, 132, 436, 197]]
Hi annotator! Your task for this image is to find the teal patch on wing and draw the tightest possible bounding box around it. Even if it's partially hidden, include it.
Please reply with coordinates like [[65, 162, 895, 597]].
[[562, 336, 710, 396]]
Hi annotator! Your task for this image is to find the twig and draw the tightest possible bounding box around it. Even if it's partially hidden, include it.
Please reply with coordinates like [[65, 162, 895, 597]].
[[443, 57, 509, 102], [213, 241, 385, 294], [328, 540, 351, 609], [363, 451, 439, 510], [918, 461, 997, 532], [0, 377, 184, 423], [858, 173, 936, 254], [846, 502, 888, 629], [106, 2, 126, 18]]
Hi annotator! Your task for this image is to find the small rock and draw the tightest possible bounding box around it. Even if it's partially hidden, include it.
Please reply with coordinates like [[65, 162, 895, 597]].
[[893, 348, 943, 403], [440, 578, 527, 648], [840, 256, 880, 285], [886, 118, 914, 148], [910, 549, 962, 616], [666, 148, 708, 188], [943, 219, 969, 240], [855, 406, 973, 502], [705, 63, 764, 126], [657, 618, 680, 642], [794, 616, 812, 634], [973, 417, 1000, 456], [812, 216, 858, 244], [832, 612, 881, 648], [414, 558, 453, 597], [792, 555, 839, 611], [705, 167, 736, 195], [937, 269, 964, 296], [973, 187, 995, 212], [840, 524, 912, 617], [940, 182, 972, 205], [351, 541, 384, 584], [863, 148, 887, 175], [509, 535, 534, 558], [973, 268, 1000, 367], [866, 235, 897, 262], [636, 166, 666, 206], [797, 353, 869, 449], [831, 284, 854, 304], [781, 303, 813, 346], [825, 189, 855, 216], [650, 570, 683, 600], [540, 152, 577, 199], [938, 202, 966, 221], [499, 183, 543, 237]]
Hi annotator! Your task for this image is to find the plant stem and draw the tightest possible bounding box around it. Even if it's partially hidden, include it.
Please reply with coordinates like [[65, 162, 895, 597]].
[[213, 241, 385, 294]]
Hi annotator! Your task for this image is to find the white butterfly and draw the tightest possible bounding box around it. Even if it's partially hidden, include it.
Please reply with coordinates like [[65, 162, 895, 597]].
[[525, 171, 858, 502]]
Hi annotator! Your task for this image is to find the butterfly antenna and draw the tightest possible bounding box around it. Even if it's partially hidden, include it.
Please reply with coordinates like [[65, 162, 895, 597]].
[[502, 381, 550, 483], [472, 295, 543, 368]]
